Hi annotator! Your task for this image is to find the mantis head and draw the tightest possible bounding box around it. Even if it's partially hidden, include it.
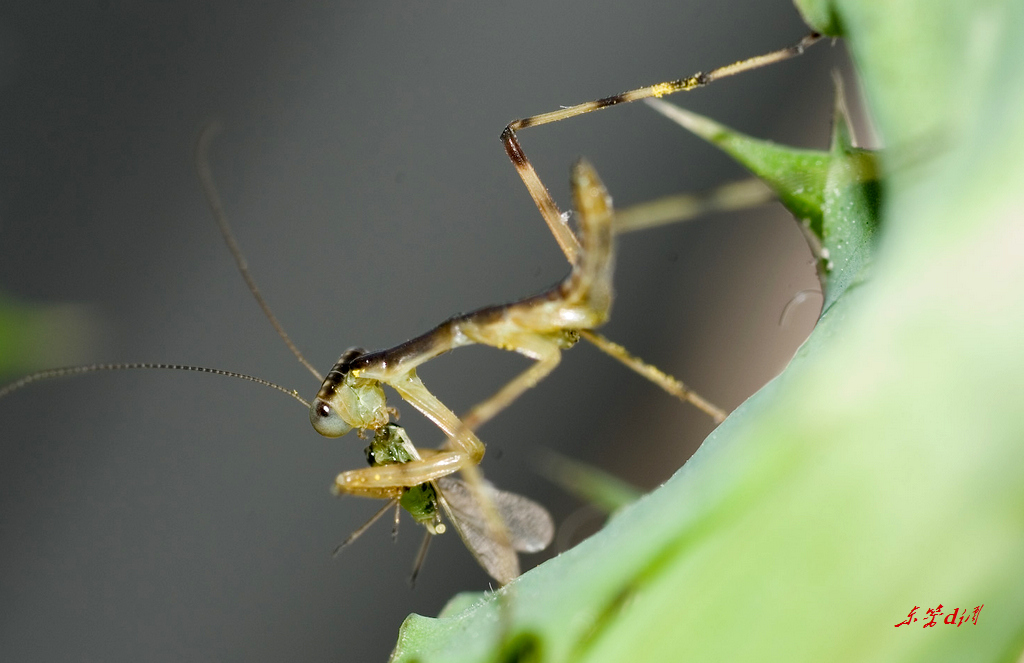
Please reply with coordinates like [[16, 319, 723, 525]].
[[309, 349, 389, 437]]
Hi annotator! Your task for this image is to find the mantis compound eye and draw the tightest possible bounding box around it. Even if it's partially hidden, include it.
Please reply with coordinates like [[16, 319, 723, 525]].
[[309, 398, 353, 438]]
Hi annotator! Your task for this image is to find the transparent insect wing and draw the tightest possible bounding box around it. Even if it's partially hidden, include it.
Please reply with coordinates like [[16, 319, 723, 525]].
[[436, 477, 555, 580], [434, 479, 519, 585], [494, 491, 556, 554]]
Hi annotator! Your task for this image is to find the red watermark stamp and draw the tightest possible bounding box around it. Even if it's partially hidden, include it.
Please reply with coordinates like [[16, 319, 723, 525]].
[[895, 605, 983, 628]]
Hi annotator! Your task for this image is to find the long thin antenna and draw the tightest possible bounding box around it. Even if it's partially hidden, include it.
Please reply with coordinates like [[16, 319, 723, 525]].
[[409, 531, 432, 588], [0, 363, 309, 407], [195, 123, 324, 382], [332, 498, 399, 556]]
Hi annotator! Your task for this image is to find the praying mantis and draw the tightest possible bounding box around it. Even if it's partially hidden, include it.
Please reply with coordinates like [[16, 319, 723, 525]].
[[306, 34, 821, 497], [0, 25, 821, 587], [0, 6, 837, 662]]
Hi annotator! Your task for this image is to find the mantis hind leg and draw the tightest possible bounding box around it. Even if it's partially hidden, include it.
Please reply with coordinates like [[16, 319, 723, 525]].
[[580, 330, 727, 422]]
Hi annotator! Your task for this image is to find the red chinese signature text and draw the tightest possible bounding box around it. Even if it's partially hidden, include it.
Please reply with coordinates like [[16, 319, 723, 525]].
[[895, 604, 983, 628]]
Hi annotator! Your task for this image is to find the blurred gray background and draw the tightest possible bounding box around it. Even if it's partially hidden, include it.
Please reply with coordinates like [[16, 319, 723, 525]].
[[0, 2, 853, 660]]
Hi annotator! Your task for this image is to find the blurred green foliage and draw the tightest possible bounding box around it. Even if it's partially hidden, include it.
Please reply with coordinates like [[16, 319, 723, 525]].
[[0, 292, 101, 378]]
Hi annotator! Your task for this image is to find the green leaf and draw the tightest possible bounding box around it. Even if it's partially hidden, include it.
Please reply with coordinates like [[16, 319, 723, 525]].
[[646, 77, 882, 310], [793, 0, 845, 36], [645, 97, 832, 236], [818, 77, 881, 311]]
